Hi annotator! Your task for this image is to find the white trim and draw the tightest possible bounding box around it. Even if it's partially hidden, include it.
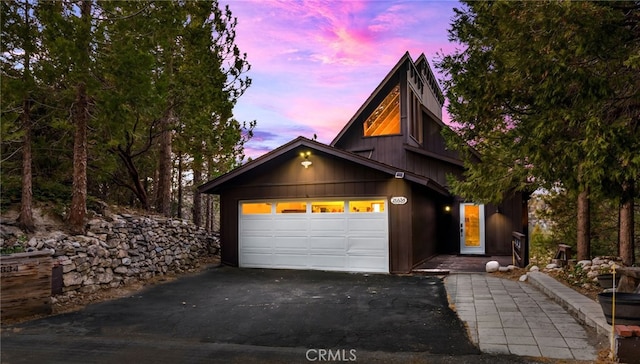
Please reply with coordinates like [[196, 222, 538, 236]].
[[459, 203, 485, 255]]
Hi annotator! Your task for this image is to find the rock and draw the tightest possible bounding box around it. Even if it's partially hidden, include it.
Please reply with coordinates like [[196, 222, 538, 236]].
[[546, 263, 558, 269], [529, 265, 539, 272], [506, 265, 516, 271], [587, 270, 599, 279], [63, 272, 83, 286], [498, 266, 509, 272], [122, 257, 131, 266], [577, 260, 592, 267], [485, 260, 500, 273], [519, 274, 528, 282]]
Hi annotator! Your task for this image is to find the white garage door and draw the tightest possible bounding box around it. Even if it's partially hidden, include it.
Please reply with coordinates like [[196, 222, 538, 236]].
[[239, 199, 389, 273]]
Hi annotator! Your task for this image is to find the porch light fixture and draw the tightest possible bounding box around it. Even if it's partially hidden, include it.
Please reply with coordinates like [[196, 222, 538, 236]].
[[395, 172, 404, 179], [300, 151, 312, 168], [444, 205, 451, 212]]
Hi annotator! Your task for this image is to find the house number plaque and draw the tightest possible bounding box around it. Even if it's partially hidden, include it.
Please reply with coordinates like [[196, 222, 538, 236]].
[[390, 197, 407, 205]]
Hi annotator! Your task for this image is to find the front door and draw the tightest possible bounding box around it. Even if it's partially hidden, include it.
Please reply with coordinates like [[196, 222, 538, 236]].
[[459, 203, 485, 255]]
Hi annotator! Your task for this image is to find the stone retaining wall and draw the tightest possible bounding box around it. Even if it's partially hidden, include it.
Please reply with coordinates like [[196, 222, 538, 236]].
[[18, 214, 219, 298]]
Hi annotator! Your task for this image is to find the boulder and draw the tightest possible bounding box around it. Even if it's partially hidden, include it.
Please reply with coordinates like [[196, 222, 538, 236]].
[[485, 260, 500, 273]]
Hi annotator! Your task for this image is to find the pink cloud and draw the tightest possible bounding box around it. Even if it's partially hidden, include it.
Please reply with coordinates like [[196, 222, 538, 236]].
[[221, 0, 460, 159]]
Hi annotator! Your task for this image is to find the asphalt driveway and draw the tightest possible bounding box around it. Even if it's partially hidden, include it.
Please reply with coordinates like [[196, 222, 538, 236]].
[[1, 267, 541, 363]]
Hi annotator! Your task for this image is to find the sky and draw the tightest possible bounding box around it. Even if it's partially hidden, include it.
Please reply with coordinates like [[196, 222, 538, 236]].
[[220, 0, 462, 160]]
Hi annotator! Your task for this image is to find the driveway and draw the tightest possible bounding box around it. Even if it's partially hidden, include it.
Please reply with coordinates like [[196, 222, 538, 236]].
[[1, 267, 541, 363]]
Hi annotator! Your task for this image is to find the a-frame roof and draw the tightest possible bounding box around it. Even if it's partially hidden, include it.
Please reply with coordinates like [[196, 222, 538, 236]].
[[198, 136, 449, 196], [330, 52, 414, 146]]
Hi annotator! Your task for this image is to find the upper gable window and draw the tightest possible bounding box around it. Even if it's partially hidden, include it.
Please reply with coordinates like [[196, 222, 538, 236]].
[[409, 91, 423, 145], [363, 84, 400, 137]]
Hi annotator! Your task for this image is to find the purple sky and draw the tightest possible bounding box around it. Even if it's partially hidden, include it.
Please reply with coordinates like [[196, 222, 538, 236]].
[[221, 0, 461, 159]]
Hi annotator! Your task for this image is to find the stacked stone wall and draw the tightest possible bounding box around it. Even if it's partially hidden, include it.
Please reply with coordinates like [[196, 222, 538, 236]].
[[12, 214, 219, 298]]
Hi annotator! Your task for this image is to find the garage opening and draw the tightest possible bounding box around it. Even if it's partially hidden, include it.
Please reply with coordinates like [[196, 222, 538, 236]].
[[239, 198, 389, 273]]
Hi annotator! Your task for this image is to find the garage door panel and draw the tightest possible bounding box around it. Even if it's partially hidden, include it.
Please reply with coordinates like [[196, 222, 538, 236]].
[[241, 237, 274, 248], [348, 256, 388, 272], [241, 218, 274, 232], [308, 236, 346, 250], [239, 199, 388, 273], [348, 218, 386, 234], [347, 237, 387, 252], [241, 253, 273, 267], [309, 218, 347, 233], [273, 254, 309, 267], [275, 238, 308, 249], [309, 255, 348, 270]]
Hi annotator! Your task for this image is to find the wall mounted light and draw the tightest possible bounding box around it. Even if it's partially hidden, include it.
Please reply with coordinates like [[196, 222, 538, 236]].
[[300, 151, 312, 168], [444, 205, 451, 212]]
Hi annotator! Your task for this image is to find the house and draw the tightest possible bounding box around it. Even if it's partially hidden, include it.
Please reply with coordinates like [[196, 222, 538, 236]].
[[198, 52, 528, 274]]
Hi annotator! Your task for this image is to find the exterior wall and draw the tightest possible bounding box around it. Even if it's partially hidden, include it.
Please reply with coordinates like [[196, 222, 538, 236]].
[[485, 192, 527, 256], [216, 151, 422, 273], [411, 185, 441, 266]]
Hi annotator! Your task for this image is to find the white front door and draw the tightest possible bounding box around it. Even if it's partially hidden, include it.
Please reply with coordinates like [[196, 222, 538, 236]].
[[459, 203, 485, 255]]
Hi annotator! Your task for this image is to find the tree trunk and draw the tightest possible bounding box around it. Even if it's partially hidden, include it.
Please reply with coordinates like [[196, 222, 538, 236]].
[[17, 96, 35, 232], [68, 1, 92, 235], [17, 2, 35, 232], [192, 160, 202, 227], [177, 153, 183, 219], [114, 147, 149, 210], [619, 181, 635, 266], [205, 194, 211, 231], [156, 111, 172, 216], [69, 80, 89, 235], [576, 187, 591, 261]]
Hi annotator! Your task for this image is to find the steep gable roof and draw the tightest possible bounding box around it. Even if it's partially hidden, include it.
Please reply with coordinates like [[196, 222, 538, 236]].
[[198, 136, 449, 196], [330, 52, 414, 146], [331, 52, 449, 147], [414, 53, 445, 106]]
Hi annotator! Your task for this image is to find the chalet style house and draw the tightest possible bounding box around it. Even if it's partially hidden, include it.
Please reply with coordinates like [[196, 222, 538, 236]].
[[198, 52, 528, 274]]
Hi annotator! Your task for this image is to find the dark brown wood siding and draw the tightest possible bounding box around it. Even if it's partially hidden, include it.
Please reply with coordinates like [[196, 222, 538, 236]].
[[485, 192, 526, 255], [422, 113, 460, 159], [405, 152, 463, 188], [411, 185, 439, 266], [216, 149, 420, 273]]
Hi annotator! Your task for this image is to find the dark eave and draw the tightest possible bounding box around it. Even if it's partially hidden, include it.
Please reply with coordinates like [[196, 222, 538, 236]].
[[198, 136, 450, 197], [403, 144, 464, 168]]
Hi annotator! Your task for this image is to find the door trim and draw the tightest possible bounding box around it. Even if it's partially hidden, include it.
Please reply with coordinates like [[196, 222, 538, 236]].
[[459, 203, 485, 255]]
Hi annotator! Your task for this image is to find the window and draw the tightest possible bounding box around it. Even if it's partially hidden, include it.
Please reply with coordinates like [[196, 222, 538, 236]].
[[242, 203, 272, 214], [311, 201, 345, 213], [349, 200, 385, 213], [276, 201, 307, 213], [363, 85, 400, 137], [409, 91, 423, 145]]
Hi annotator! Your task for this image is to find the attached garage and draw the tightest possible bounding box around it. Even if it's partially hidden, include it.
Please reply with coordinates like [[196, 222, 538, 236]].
[[197, 137, 452, 274], [239, 199, 389, 273]]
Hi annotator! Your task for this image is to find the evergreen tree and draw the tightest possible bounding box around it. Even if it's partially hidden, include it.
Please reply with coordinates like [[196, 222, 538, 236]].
[[437, 1, 639, 262]]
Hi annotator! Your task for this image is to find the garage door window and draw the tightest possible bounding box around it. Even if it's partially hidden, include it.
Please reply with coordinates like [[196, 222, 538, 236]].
[[276, 201, 307, 213], [312, 201, 345, 213], [349, 200, 385, 213], [242, 202, 273, 214]]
